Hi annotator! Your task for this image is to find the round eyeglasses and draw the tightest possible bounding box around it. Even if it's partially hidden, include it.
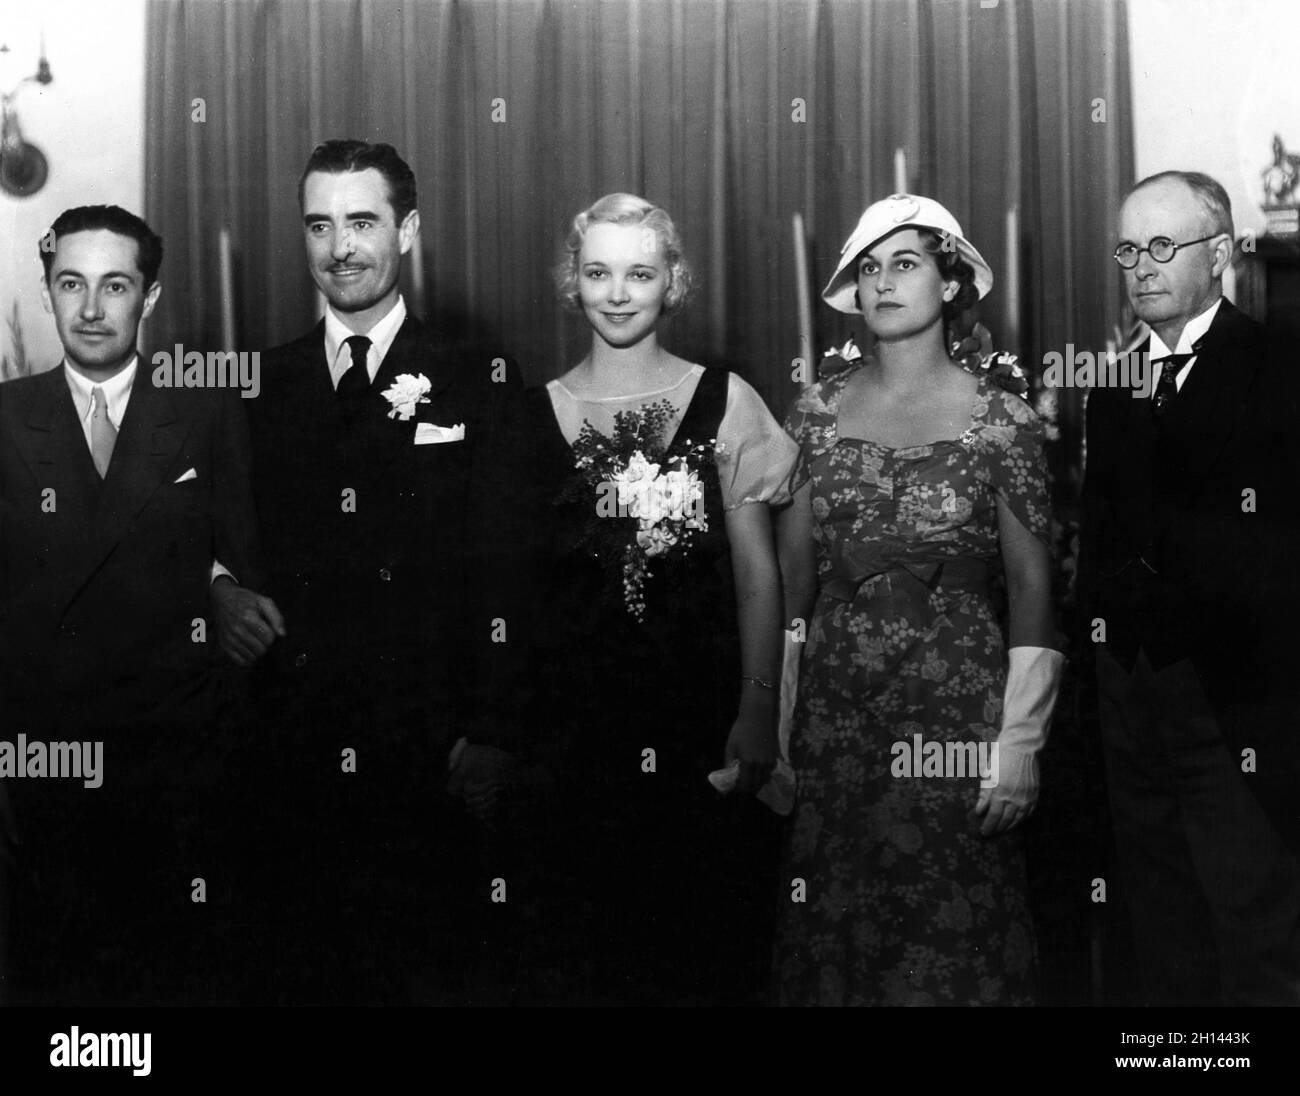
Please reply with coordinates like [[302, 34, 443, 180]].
[[1113, 234, 1220, 269]]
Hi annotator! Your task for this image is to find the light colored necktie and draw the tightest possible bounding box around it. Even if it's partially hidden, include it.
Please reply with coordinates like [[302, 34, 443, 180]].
[[90, 386, 117, 478]]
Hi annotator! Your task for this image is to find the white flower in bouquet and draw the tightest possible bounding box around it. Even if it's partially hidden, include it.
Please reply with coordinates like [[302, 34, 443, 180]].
[[567, 408, 718, 622], [613, 451, 708, 533], [636, 525, 680, 558], [660, 463, 707, 529], [612, 450, 662, 519]]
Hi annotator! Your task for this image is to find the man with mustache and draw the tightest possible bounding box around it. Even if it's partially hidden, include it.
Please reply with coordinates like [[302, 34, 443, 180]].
[[0, 204, 260, 1003], [221, 140, 525, 1004], [1079, 171, 1300, 1004]]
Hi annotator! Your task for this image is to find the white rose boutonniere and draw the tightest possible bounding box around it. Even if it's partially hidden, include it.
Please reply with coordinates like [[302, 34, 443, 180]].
[[381, 373, 433, 421]]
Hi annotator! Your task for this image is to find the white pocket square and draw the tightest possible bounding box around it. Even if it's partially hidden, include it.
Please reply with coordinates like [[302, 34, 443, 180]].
[[414, 422, 466, 445], [173, 467, 198, 483]]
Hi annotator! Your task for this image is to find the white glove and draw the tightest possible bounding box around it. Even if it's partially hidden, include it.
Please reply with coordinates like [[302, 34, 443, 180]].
[[973, 645, 1065, 837], [777, 627, 802, 766]]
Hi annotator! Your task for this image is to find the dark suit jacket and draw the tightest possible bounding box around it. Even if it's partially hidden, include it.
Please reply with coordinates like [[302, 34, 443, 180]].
[[0, 364, 261, 1004], [1078, 298, 1300, 848], [0, 364, 260, 737], [247, 314, 524, 796]]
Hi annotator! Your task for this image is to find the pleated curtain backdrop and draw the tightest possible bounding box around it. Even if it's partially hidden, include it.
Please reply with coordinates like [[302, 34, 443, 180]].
[[144, 0, 1133, 449]]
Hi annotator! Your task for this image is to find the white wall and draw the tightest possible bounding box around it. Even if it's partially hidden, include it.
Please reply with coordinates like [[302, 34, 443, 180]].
[[1129, 0, 1300, 247], [0, 0, 146, 374]]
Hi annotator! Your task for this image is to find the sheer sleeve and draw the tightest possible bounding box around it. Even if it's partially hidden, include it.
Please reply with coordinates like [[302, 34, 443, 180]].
[[985, 389, 1052, 544], [715, 374, 801, 510]]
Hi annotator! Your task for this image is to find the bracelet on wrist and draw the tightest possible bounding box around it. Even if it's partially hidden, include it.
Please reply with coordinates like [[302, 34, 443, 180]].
[[741, 674, 774, 690]]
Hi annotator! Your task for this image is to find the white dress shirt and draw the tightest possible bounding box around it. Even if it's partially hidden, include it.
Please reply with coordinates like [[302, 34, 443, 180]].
[[64, 356, 138, 452], [1148, 297, 1222, 395], [323, 295, 407, 389]]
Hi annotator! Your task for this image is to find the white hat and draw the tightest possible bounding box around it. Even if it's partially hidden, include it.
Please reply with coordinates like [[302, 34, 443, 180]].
[[822, 193, 994, 314]]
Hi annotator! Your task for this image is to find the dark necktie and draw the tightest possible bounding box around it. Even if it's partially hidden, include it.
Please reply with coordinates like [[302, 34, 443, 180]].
[[1150, 352, 1194, 417], [338, 335, 372, 403]]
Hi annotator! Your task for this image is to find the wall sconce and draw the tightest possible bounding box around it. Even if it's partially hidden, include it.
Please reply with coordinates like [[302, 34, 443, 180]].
[[0, 36, 54, 198]]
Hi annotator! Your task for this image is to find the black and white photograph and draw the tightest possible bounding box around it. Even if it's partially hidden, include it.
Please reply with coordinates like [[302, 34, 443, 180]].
[[0, 0, 1297, 1076]]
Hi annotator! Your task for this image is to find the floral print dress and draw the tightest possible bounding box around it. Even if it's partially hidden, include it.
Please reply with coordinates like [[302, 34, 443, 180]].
[[775, 362, 1051, 1006]]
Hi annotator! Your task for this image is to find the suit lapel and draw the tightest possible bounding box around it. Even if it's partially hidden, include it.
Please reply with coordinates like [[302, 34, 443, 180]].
[[63, 374, 193, 606], [338, 315, 459, 482], [14, 366, 101, 494], [372, 315, 457, 406], [1153, 300, 1262, 528], [299, 319, 339, 408], [14, 370, 103, 587]]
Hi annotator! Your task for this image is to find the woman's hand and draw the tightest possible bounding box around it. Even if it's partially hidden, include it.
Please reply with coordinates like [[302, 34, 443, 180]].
[[725, 696, 778, 795], [972, 749, 1038, 836], [724, 501, 783, 796], [974, 645, 1066, 837]]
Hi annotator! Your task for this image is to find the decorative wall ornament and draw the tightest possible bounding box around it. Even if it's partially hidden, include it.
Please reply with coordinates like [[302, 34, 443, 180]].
[[1261, 133, 1300, 237], [0, 37, 53, 198]]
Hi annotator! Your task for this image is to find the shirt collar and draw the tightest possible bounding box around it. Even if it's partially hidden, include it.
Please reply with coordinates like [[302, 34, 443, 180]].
[[1148, 296, 1222, 359], [324, 295, 407, 384], [64, 356, 139, 427]]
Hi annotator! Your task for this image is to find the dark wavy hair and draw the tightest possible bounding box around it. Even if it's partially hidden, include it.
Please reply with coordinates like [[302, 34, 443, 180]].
[[297, 139, 418, 223], [919, 229, 980, 324], [40, 205, 164, 289]]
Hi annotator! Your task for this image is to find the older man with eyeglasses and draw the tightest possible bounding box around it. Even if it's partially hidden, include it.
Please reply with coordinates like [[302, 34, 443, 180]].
[[1078, 170, 1300, 1005]]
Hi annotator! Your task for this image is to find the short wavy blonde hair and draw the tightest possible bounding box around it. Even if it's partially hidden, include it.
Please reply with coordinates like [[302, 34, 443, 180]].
[[553, 192, 694, 313]]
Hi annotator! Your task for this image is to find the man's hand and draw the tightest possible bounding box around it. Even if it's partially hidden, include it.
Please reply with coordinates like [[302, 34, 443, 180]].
[[210, 576, 286, 666], [447, 739, 516, 821]]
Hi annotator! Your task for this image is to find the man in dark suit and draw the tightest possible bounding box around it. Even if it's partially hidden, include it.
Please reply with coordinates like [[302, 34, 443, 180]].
[[1079, 171, 1300, 1005], [0, 205, 260, 1004], [214, 140, 524, 1004]]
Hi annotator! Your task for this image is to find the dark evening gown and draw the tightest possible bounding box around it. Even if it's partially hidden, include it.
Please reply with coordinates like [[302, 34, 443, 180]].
[[510, 365, 794, 1005]]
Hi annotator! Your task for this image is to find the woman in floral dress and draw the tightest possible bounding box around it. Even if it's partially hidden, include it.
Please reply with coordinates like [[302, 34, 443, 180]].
[[774, 195, 1065, 1006], [508, 193, 798, 1004]]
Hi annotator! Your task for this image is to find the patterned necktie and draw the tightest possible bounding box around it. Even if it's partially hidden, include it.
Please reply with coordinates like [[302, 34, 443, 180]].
[[89, 385, 117, 478], [1150, 353, 1194, 417], [338, 335, 372, 402]]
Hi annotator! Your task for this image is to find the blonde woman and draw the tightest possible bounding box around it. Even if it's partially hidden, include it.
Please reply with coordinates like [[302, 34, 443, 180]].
[[511, 193, 797, 1003]]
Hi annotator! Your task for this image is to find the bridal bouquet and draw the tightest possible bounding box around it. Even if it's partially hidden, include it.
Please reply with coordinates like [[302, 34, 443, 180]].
[[560, 400, 716, 622]]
